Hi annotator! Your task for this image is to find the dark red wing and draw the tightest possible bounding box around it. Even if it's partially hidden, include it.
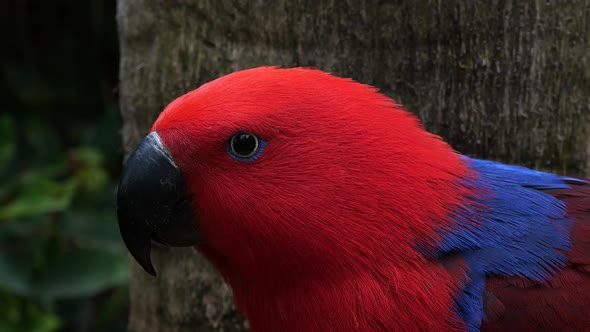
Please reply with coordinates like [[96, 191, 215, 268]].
[[482, 180, 590, 332]]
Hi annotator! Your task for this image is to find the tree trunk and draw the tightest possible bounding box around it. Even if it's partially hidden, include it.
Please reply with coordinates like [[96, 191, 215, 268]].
[[117, 0, 590, 331]]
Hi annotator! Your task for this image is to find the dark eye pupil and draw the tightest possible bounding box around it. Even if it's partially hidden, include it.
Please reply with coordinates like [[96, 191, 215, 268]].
[[231, 133, 258, 157]]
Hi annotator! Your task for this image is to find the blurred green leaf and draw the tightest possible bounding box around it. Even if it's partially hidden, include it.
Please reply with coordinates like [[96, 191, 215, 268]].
[[82, 107, 122, 158], [95, 287, 129, 328], [37, 249, 128, 299], [29, 312, 61, 332], [0, 292, 61, 332], [68, 147, 110, 194], [0, 216, 50, 238], [23, 117, 63, 162], [77, 166, 109, 193], [71, 147, 104, 167], [0, 251, 33, 296], [0, 176, 20, 206], [0, 161, 67, 204], [62, 211, 123, 253], [0, 114, 16, 173], [0, 175, 77, 219]]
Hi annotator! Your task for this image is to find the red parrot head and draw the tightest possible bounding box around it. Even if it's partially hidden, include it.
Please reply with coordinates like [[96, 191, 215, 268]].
[[117, 66, 469, 284]]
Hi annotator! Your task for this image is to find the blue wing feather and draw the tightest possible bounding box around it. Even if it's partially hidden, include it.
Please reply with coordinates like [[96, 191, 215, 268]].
[[430, 157, 586, 331]]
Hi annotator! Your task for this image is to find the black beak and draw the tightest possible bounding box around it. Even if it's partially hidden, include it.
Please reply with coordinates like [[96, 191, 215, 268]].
[[117, 131, 200, 276]]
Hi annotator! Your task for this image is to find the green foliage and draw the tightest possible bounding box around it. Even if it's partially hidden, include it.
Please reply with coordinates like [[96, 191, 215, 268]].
[[36, 249, 128, 299], [0, 110, 127, 331], [0, 294, 60, 332], [0, 1, 126, 331]]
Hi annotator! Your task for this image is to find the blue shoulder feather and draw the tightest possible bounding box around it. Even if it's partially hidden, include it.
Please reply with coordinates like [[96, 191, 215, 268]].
[[430, 157, 583, 331]]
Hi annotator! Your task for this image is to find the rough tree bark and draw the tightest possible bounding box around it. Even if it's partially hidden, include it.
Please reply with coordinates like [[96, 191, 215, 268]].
[[117, 1, 590, 331]]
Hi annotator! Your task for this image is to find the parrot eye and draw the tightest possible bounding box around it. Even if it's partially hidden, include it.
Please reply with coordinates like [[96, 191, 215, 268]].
[[227, 132, 266, 161]]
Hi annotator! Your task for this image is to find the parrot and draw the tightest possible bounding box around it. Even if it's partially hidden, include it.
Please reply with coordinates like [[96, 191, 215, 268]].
[[117, 66, 590, 332]]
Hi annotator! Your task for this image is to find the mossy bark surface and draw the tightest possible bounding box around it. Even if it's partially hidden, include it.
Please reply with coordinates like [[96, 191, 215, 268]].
[[118, 1, 590, 331]]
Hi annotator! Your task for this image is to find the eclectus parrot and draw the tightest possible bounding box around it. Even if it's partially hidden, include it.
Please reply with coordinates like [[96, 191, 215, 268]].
[[117, 67, 590, 331]]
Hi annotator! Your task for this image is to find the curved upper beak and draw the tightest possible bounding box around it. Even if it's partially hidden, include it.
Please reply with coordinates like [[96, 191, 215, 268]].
[[117, 131, 201, 276]]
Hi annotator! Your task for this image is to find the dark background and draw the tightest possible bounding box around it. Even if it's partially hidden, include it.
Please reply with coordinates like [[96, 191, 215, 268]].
[[0, 1, 126, 331]]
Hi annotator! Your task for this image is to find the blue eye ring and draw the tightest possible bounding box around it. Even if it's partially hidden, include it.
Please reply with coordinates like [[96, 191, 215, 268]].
[[226, 132, 266, 161]]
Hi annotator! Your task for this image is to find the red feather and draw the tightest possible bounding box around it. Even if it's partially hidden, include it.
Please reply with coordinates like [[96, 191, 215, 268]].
[[482, 181, 590, 331]]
